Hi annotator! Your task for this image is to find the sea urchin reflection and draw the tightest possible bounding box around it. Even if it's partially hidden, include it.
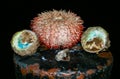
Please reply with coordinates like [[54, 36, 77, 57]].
[[31, 10, 84, 49], [81, 26, 110, 53], [11, 30, 39, 56]]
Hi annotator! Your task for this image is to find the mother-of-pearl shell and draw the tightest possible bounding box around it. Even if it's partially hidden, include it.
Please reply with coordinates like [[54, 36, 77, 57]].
[[81, 26, 110, 53], [11, 30, 39, 56]]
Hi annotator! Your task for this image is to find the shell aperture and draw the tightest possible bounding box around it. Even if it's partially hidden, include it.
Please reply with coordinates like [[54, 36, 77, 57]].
[[81, 26, 110, 53], [11, 30, 39, 56]]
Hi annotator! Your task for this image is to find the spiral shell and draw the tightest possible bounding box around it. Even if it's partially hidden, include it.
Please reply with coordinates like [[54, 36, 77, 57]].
[[81, 26, 110, 53], [11, 30, 39, 56], [31, 10, 84, 49]]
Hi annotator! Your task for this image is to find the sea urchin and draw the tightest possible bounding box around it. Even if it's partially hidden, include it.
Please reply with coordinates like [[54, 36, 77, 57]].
[[31, 10, 84, 49]]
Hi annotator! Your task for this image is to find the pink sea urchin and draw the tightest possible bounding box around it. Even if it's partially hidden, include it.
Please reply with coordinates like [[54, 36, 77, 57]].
[[31, 10, 84, 49]]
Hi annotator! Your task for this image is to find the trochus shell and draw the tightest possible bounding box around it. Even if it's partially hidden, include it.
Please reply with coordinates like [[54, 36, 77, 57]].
[[81, 26, 110, 53]]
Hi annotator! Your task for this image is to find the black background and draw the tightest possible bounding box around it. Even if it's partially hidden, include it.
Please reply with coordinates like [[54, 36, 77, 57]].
[[1, 0, 119, 79]]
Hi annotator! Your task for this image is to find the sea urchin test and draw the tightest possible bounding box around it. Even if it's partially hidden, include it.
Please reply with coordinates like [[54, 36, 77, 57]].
[[11, 30, 39, 56], [81, 26, 110, 53], [31, 10, 84, 49]]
